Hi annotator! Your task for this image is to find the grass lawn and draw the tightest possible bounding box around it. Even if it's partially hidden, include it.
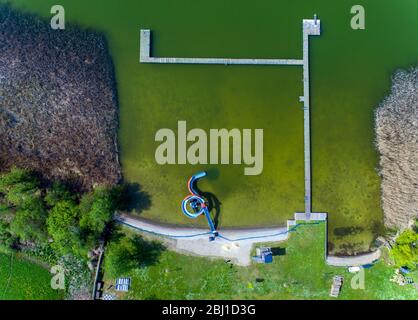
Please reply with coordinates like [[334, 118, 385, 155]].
[[0, 252, 64, 300], [103, 223, 417, 300]]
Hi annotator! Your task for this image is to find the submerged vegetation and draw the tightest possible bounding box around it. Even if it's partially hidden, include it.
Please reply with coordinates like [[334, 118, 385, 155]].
[[375, 67, 418, 230], [0, 5, 121, 190]]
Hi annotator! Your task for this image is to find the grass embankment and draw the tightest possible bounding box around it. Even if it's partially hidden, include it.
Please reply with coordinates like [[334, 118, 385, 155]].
[[103, 223, 417, 300], [0, 252, 63, 300]]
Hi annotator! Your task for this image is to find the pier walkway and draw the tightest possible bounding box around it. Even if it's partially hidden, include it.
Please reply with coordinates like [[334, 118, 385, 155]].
[[140, 30, 303, 66], [302, 18, 320, 216]]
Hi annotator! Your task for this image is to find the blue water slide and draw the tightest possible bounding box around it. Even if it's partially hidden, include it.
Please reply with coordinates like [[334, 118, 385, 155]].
[[202, 206, 217, 235], [187, 171, 207, 195], [182, 171, 217, 238], [181, 195, 205, 218]]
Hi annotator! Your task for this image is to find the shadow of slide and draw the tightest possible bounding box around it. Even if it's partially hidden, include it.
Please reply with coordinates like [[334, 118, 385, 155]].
[[201, 191, 222, 229]]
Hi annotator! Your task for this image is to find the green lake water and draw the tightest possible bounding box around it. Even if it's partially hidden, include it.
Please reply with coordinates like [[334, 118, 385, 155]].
[[5, 0, 418, 254]]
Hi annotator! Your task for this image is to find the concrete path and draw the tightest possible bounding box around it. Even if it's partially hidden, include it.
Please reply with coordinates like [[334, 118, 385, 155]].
[[116, 213, 380, 267], [116, 214, 290, 266], [326, 250, 381, 267]]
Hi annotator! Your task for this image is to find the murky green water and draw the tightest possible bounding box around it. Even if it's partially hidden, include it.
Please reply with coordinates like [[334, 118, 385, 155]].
[[6, 0, 418, 253]]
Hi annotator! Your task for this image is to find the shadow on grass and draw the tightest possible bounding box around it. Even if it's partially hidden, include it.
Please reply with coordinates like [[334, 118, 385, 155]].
[[271, 247, 286, 256], [201, 191, 222, 229], [105, 231, 165, 277], [333, 226, 364, 237], [132, 235, 165, 267], [118, 182, 152, 214]]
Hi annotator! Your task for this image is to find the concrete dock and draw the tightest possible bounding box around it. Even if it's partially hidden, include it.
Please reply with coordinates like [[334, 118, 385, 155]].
[[140, 17, 321, 218]]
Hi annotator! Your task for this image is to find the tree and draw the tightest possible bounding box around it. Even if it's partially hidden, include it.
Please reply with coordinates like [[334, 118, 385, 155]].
[[390, 229, 418, 270], [104, 233, 164, 278], [0, 167, 127, 261], [47, 199, 82, 256], [0, 168, 36, 190], [79, 186, 122, 238], [0, 168, 48, 242], [45, 182, 77, 207], [0, 220, 16, 251], [9, 196, 48, 242], [0, 168, 39, 208]]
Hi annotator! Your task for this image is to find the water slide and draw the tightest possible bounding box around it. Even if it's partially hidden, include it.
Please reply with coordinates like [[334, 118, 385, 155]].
[[181, 171, 218, 240]]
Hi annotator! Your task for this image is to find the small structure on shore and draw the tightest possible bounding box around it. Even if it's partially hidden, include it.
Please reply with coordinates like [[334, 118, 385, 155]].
[[115, 278, 131, 292], [348, 266, 361, 273], [252, 247, 273, 264], [329, 275, 344, 298]]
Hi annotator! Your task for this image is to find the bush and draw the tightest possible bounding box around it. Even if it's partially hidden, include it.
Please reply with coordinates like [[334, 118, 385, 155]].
[[390, 229, 418, 270], [79, 186, 121, 238], [47, 199, 86, 257]]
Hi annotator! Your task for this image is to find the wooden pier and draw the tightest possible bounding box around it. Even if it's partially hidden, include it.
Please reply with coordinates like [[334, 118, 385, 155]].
[[140, 17, 321, 217], [140, 30, 303, 66], [302, 18, 320, 216]]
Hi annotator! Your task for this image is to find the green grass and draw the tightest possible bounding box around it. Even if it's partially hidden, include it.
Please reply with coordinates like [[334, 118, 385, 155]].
[[0, 253, 64, 300], [104, 223, 417, 300]]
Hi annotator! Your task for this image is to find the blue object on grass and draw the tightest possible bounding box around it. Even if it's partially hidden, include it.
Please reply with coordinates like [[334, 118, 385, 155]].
[[115, 277, 131, 292], [252, 247, 273, 264], [400, 267, 410, 274]]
